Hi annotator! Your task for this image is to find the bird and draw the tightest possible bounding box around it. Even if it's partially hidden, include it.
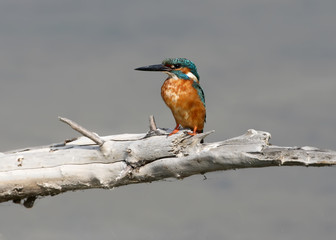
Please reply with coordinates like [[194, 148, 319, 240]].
[[135, 58, 206, 137]]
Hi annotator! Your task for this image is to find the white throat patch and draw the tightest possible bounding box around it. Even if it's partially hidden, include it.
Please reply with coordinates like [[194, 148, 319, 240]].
[[186, 72, 198, 82], [165, 71, 179, 80], [165, 71, 198, 82]]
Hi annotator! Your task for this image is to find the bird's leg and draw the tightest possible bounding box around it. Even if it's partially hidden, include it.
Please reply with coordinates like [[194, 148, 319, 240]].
[[187, 126, 198, 136], [168, 124, 180, 136]]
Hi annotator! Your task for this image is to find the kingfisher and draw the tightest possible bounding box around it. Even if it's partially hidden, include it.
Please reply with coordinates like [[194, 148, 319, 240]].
[[135, 58, 206, 137]]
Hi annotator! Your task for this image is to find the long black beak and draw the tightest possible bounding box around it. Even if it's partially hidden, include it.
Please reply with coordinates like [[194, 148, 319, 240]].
[[135, 64, 171, 72]]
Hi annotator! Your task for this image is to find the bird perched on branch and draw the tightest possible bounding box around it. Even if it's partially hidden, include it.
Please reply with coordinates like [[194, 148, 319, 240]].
[[135, 58, 206, 137]]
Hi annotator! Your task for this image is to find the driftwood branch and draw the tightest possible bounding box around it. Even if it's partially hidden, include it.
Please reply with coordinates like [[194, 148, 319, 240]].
[[59, 117, 105, 146], [1, 116, 335, 207]]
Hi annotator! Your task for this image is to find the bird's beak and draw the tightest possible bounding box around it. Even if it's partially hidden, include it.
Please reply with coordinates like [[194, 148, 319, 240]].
[[135, 64, 171, 72]]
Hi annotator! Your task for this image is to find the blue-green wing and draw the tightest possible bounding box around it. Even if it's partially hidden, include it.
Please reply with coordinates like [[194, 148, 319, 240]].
[[192, 81, 205, 106], [192, 81, 206, 122]]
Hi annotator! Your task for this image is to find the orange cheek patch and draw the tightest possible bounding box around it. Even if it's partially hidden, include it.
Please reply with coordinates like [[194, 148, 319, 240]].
[[180, 67, 190, 74]]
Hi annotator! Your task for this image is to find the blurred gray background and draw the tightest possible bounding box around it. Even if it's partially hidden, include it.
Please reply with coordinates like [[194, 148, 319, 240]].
[[1, 0, 336, 239]]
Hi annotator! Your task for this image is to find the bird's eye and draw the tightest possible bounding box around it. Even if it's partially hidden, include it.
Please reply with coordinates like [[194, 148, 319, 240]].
[[170, 64, 181, 69]]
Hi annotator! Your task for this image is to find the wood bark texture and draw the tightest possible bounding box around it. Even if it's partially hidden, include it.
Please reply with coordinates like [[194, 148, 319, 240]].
[[1, 117, 335, 207]]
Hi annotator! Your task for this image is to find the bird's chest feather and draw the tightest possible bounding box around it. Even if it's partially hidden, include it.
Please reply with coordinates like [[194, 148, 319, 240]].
[[161, 79, 195, 108], [161, 78, 206, 130]]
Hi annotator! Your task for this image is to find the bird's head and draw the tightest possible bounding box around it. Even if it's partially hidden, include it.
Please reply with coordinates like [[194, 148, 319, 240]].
[[135, 58, 200, 82]]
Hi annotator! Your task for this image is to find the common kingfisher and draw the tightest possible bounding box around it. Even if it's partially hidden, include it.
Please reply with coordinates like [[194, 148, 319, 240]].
[[135, 58, 206, 137]]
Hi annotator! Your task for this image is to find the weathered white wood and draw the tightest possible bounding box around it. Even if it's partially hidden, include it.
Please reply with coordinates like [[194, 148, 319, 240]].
[[1, 123, 335, 207]]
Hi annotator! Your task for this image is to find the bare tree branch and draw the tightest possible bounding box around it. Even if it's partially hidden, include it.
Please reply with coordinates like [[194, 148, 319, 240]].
[[0, 117, 335, 207], [59, 117, 104, 146], [148, 115, 157, 131]]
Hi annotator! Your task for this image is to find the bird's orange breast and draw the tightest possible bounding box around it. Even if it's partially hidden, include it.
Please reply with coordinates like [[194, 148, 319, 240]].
[[161, 78, 206, 132]]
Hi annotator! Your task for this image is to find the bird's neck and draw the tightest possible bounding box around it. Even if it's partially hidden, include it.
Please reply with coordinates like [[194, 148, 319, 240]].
[[166, 71, 199, 83]]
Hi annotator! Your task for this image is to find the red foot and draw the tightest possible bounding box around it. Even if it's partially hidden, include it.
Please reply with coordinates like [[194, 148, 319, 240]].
[[168, 124, 180, 136], [187, 126, 198, 136]]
